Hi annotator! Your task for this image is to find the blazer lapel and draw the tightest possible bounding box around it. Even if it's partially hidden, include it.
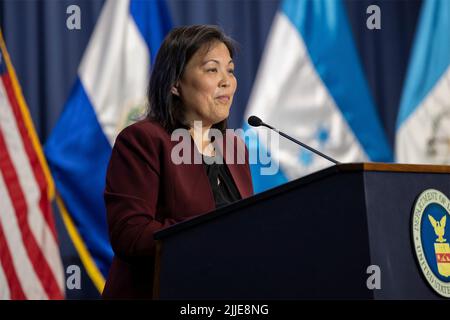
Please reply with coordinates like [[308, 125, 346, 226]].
[[215, 131, 252, 199]]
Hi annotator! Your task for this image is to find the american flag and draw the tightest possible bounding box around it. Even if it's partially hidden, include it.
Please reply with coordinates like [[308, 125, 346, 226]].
[[0, 30, 64, 299]]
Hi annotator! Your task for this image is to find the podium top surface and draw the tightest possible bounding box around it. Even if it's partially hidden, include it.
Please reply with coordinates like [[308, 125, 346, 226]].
[[336, 162, 450, 173], [154, 162, 450, 240]]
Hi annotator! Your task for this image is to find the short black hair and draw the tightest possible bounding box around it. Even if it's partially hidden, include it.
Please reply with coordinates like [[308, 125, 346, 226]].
[[146, 25, 237, 133]]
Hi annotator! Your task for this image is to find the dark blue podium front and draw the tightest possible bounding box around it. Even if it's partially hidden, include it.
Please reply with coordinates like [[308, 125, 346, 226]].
[[153, 163, 450, 299]]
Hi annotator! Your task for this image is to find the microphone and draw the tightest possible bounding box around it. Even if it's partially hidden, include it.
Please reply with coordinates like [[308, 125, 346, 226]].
[[247, 115, 340, 165]]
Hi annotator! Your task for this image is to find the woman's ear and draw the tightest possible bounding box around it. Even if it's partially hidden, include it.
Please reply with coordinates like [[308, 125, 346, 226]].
[[171, 83, 180, 96]]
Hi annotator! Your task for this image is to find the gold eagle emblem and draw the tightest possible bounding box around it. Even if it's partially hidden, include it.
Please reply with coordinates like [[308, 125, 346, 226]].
[[428, 215, 447, 243]]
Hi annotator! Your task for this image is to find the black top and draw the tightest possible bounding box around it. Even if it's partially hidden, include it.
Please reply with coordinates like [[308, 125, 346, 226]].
[[203, 155, 241, 208]]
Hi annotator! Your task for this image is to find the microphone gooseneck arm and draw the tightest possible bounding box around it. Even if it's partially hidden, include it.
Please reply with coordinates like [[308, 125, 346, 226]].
[[248, 115, 340, 165]]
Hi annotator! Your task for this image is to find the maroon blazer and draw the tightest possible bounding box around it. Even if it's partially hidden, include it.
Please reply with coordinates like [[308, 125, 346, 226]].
[[102, 119, 253, 299]]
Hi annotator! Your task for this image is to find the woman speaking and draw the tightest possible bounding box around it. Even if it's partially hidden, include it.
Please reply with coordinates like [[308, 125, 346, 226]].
[[102, 25, 254, 299]]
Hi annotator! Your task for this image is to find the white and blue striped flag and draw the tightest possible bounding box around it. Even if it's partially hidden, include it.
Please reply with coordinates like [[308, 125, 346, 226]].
[[245, 0, 393, 193], [396, 0, 450, 164], [44, 0, 171, 292]]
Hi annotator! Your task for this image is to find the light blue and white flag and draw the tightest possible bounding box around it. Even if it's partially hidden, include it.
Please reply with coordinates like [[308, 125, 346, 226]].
[[44, 0, 171, 291], [245, 0, 392, 193], [396, 0, 450, 164]]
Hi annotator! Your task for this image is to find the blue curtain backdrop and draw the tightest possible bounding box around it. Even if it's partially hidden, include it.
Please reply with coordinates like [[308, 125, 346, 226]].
[[0, 0, 422, 298], [344, 0, 422, 148], [0, 0, 422, 146], [0, 0, 280, 142]]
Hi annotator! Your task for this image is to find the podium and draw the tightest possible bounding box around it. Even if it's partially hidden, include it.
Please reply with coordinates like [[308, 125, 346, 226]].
[[153, 163, 450, 299]]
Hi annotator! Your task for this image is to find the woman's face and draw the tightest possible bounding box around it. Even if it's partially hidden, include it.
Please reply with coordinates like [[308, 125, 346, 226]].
[[175, 41, 237, 128]]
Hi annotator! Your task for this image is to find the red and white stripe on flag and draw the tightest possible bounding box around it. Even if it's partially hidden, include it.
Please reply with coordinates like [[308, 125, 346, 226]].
[[0, 31, 64, 299]]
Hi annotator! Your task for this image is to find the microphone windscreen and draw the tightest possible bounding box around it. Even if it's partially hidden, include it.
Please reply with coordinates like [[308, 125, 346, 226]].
[[247, 115, 262, 127]]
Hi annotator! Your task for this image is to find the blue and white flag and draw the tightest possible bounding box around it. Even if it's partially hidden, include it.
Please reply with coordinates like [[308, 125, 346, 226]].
[[245, 0, 392, 193], [396, 0, 450, 164], [44, 0, 171, 292]]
